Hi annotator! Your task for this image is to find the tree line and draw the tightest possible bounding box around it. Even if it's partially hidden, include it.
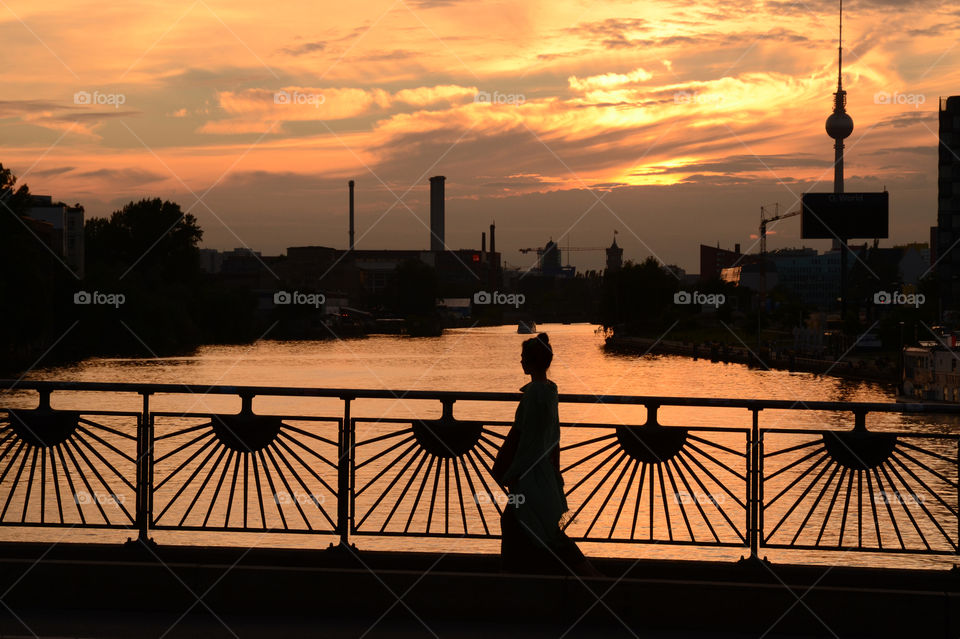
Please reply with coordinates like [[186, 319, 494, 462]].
[[0, 164, 257, 375]]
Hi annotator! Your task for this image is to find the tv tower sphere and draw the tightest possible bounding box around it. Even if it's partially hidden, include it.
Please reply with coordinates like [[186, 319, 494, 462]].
[[826, 105, 854, 140]]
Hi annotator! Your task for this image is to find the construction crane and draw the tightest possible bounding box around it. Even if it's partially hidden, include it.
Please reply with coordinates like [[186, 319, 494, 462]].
[[759, 204, 801, 256], [756, 203, 801, 351], [519, 240, 607, 270]]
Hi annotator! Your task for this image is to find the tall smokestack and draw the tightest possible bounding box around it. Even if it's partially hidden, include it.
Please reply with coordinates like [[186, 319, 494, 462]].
[[489, 222, 497, 290], [348, 180, 355, 250], [481, 231, 486, 253], [429, 176, 445, 251]]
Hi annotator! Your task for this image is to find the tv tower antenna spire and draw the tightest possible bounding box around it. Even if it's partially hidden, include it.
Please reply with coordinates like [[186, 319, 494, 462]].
[[825, 0, 853, 195], [838, 0, 843, 92]]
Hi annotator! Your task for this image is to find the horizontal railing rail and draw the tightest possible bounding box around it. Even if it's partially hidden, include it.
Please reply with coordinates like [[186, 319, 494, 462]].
[[0, 379, 957, 561], [7, 378, 960, 412]]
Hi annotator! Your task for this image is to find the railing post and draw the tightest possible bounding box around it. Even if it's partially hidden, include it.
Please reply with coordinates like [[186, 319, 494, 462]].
[[337, 396, 353, 547], [37, 388, 51, 412], [238, 392, 255, 415], [853, 409, 867, 432], [440, 398, 455, 422], [644, 403, 659, 427], [135, 391, 153, 544], [748, 406, 762, 560]]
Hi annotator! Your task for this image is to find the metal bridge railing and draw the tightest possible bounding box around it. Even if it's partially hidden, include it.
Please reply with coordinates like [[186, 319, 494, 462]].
[[0, 380, 958, 559]]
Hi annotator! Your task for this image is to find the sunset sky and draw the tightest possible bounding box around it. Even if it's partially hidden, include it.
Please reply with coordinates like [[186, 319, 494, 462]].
[[2, 0, 958, 272]]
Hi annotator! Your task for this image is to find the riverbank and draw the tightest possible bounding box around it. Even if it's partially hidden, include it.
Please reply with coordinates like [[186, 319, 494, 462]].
[[604, 335, 899, 385]]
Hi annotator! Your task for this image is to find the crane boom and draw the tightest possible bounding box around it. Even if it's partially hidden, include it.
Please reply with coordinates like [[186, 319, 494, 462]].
[[759, 204, 800, 256], [518, 246, 605, 253], [517, 245, 607, 270]]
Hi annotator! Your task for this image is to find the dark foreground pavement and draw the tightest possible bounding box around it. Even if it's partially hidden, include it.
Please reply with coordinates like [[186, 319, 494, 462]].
[[1, 542, 957, 638]]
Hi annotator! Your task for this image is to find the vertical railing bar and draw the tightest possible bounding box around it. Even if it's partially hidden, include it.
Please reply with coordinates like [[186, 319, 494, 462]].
[[747, 409, 753, 557], [135, 391, 152, 544], [749, 407, 760, 559], [648, 462, 654, 541], [858, 470, 863, 548], [39, 448, 45, 525], [339, 396, 353, 547], [243, 452, 249, 529], [758, 422, 765, 553], [444, 457, 450, 536]]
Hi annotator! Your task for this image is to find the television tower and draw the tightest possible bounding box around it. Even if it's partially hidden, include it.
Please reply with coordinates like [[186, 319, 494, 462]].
[[825, 0, 853, 195], [824, 0, 855, 308]]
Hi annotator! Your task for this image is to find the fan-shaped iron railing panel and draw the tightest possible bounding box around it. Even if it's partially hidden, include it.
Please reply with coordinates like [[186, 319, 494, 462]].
[[351, 417, 510, 538], [761, 428, 959, 554], [560, 423, 749, 547], [2, 380, 960, 561], [150, 412, 340, 535], [0, 408, 138, 529]]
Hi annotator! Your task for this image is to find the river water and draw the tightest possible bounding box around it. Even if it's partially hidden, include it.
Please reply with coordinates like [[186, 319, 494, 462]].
[[1, 324, 956, 570]]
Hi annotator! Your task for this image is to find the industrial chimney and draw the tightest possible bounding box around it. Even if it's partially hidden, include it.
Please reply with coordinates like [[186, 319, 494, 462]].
[[489, 222, 498, 290], [481, 231, 486, 253], [429, 176, 445, 251], [348, 180, 355, 250]]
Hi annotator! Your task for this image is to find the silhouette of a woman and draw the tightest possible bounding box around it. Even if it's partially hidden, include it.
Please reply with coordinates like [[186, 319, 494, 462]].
[[493, 333, 600, 576]]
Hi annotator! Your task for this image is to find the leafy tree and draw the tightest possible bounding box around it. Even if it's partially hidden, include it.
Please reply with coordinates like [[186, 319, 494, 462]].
[[0, 163, 32, 213], [77, 199, 206, 355], [0, 164, 77, 372], [600, 257, 681, 334], [0, 173, 265, 371], [85, 198, 202, 284]]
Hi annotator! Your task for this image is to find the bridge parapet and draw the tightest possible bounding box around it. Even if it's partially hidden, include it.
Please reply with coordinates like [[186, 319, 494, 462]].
[[0, 380, 957, 561]]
